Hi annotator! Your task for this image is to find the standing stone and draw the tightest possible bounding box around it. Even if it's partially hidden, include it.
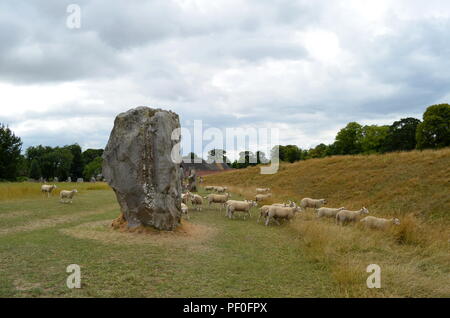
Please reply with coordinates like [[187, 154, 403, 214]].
[[102, 106, 182, 230]]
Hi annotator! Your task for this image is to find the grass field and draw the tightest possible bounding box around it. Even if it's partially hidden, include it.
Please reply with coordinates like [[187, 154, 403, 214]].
[[0, 148, 449, 297]]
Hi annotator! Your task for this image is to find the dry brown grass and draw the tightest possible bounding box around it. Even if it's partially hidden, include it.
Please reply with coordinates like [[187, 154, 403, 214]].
[[0, 182, 111, 201], [205, 148, 450, 297], [60, 217, 217, 251]]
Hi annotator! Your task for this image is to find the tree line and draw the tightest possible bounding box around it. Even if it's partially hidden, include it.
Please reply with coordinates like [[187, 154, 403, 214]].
[[230, 103, 450, 167], [0, 127, 104, 182], [0, 104, 448, 180]]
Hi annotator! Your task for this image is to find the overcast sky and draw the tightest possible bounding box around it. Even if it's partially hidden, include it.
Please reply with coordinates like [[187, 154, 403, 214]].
[[1, 0, 449, 159]]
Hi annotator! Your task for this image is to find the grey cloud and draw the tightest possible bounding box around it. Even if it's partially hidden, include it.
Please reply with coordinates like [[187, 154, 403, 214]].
[[0, 0, 449, 152]]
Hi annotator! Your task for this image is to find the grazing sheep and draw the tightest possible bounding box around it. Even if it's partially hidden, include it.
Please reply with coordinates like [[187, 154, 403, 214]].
[[360, 216, 400, 230], [182, 192, 191, 205], [256, 188, 271, 194], [60, 189, 78, 203], [257, 201, 294, 223], [204, 186, 215, 192], [205, 193, 230, 211], [255, 193, 272, 202], [190, 194, 203, 211], [336, 207, 369, 225], [316, 207, 345, 218], [300, 198, 327, 210], [41, 184, 57, 198], [181, 203, 189, 219], [226, 200, 257, 219], [265, 203, 301, 226], [215, 186, 226, 193]]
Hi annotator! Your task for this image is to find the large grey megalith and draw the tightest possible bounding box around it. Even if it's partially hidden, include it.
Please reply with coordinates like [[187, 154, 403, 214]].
[[102, 106, 182, 231]]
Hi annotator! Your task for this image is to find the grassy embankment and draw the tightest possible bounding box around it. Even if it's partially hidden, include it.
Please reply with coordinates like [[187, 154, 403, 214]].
[[205, 148, 450, 297]]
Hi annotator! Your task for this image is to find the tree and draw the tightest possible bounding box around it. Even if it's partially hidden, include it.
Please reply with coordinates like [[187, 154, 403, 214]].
[[207, 149, 229, 164], [82, 148, 104, 165], [68, 144, 84, 180], [29, 159, 41, 180], [416, 104, 450, 149], [334, 122, 363, 155], [256, 151, 269, 164], [285, 145, 302, 163], [309, 143, 328, 158], [0, 124, 23, 181], [383, 117, 421, 152], [83, 157, 103, 180], [237, 151, 257, 168], [359, 125, 389, 154], [54, 147, 73, 181]]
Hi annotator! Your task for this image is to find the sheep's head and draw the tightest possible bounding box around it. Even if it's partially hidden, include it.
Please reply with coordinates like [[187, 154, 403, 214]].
[[339, 207, 345, 211], [362, 207, 369, 214], [393, 218, 401, 225], [321, 199, 327, 205], [73, 189, 78, 193]]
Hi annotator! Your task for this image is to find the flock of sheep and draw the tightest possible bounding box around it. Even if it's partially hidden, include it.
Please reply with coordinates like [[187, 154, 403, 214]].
[[41, 182, 401, 230], [41, 184, 78, 203], [183, 186, 401, 230]]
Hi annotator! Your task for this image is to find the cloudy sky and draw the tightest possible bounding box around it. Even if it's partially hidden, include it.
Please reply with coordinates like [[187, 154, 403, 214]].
[[1, 0, 449, 160]]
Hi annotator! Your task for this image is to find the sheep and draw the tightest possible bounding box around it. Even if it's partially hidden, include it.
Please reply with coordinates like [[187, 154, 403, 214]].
[[265, 203, 301, 226], [41, 184, 57, 198], [215, 186, 226, 193], [190, 194, 203, 211], [182, 192, 191, 205], [300, 198, 327, 210], [256, 188, 271, 194], [316, 207, 345, 218], [205, 193, 230, 211], [60, 189, 78, 203], [225, 200, 257, 219], [255, 193, 272, 202], [360, 216, 401, 230], [336, 207, 369, 225], [181, 203, 189, 219], [257, 201, 294, 223], [204, 186, 215, 192]]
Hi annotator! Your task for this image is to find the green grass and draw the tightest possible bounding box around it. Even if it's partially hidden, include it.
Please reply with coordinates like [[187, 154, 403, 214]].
[[0, 187, 337, 297]]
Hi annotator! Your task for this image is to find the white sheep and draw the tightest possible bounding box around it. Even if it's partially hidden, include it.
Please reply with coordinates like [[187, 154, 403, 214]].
[[256, 188, 271, 194], [190, 194, 203, 211], [300, 198, 327, 210], [215, 186, 226, 193], [255, 193, 272, 202], [41, 184, 57, 198], [265, 203, 301, 226], [257, 202, 293, 223], [60, 189, 78, 203], [205, 193, 230, 211], [182, 192, 191, 204], [336, 207, 369, 225], [181, 203, 189, 219], [226, 200, 257, 219], [316, 207, 345, 218], [360, 216, 400, 230]]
